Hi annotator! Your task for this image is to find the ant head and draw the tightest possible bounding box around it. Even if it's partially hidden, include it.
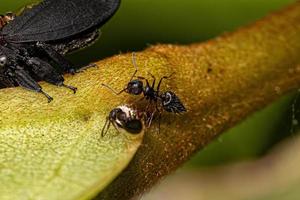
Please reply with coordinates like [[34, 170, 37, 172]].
[[114, 105, 143, 134], [103, 105, 144, 136], [109, 108, 123, 121], [126, 79, 143, 95]]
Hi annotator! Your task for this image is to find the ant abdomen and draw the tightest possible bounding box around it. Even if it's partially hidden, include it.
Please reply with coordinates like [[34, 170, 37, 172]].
[[160, 91, 186, 113]]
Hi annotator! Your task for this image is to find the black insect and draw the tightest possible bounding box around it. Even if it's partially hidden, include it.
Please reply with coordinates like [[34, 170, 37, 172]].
[[102, 53, 186, 126], [0, 0, 120, 102], [101, 105, 143, 136]]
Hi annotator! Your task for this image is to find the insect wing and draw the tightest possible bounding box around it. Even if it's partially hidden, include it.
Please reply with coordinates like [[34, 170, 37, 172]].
[[2, 0, 120, 42]]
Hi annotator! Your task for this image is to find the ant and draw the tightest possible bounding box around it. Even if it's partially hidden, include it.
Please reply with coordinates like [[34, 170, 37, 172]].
[[101, 105, 143, 136], [102, 53, 186, 127]]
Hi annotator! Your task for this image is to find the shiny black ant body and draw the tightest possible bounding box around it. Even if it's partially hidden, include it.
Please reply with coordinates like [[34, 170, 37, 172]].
[[102, 53, 186, 126], [101, 105, 143, 136]]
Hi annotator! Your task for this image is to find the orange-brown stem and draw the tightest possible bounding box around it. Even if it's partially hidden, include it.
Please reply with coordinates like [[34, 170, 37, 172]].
[[97, 2, 300, 199]]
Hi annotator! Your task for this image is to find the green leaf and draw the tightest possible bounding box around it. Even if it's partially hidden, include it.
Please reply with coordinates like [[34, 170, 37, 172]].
[[0, 78, 144, 199]]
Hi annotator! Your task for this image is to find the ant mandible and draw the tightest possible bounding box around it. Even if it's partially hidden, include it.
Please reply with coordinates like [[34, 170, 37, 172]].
[[102, 53, 186, 126]]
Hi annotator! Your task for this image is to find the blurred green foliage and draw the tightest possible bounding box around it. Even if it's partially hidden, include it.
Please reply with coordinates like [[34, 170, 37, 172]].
[[186, 93, 297, 167], [1, 0, 298, 166]]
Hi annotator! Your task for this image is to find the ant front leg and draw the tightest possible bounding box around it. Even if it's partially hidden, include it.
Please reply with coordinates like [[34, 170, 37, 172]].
[[27, 57, 77, 93], [35, 42, 76, 74], [101, 118, 111, 137]]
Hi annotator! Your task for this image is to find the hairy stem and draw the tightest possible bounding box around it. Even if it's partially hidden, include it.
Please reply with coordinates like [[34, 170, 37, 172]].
[[97, 2, 300, 199]]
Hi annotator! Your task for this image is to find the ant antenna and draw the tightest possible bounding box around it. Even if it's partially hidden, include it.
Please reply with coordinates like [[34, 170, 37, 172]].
[[101, 118, 111, 137], [130, 52, 138, 81], [101, 83, 126, 95], [101, 52, 140, 95]]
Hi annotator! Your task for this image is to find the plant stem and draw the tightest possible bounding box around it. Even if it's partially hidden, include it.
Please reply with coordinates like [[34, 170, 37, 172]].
[[98, 2, 300, 199]]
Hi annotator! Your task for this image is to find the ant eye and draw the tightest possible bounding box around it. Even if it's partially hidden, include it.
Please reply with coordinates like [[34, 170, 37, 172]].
[[0, 55, 7, 67]]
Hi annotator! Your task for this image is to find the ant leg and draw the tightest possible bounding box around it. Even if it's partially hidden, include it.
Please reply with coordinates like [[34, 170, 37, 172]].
[[101, 83, 126, 95], [155, 103, 163, 134], [27, 57, 77, 93], [157, 72, 175, 92], [13, 67, 53, 102], [101, 118, 111, 137], [144, 101, 156, 127], [36, 42, 76, 74], [157, 112, 162, 134], [136, 75, 151, 88], [147, 112, 155, 128], [147, 72, 156, 88], [111, 122, 121, 133]]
